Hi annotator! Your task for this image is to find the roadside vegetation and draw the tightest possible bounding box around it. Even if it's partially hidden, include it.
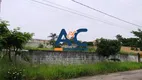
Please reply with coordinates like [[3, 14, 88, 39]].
[[1, 58, 142, 80], [1, 20, 142, 80], [23, 62, 142, 80]]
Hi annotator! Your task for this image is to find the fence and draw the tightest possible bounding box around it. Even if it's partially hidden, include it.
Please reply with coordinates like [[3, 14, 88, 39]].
[[23, 50, 139, 64]]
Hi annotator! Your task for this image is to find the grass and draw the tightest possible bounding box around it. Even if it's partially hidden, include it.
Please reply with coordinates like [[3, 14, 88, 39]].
[[23, 62, 142, 80], [1, 58, 142, 80]]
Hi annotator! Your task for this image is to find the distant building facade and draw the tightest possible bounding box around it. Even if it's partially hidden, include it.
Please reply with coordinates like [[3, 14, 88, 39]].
[[25, 39, 50, 48]]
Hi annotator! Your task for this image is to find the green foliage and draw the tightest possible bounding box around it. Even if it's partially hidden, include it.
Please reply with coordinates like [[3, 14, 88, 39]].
[[49, 40, 56, 46], [116, 29, 142, 51], [86, 42, 94, 46], [132, 29, 142, 39], [38, 43, 44, 48], [1, 58, 142, 80], [96, 38, 121, 58], [0, 20, 10, 36], [88, 47, 96, 52], [11, 27, 33, 51], [0, 20, 10, 51], [132, 29, 142, 51], [0, 20, 33, 61], [48, 33, 58, 48], [4, 68, 25, 80], [22, 62, 142, 80], [116, 34, 123, 41], [116, 34, 138, 47]]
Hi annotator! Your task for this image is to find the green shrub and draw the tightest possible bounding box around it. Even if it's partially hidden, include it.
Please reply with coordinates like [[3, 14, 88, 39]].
[[4, 67, 25, 80], [88, 47, 96, 52]]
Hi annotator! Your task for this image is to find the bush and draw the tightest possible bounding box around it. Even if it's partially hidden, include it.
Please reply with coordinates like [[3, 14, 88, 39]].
[[38, 43, 44, 48], [96, 38, 121, 58], [88, 47, 96, 52], [4, 67, 25, 80]]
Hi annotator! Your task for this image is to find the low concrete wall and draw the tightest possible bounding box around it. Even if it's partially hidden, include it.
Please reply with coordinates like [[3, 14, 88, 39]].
[[27, 50, 139, 64]]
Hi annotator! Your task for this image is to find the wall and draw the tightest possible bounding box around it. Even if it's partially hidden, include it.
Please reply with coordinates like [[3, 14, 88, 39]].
[[27, 50, 139, 64]]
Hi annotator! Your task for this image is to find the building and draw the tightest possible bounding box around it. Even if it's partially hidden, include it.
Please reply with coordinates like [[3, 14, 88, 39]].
[[25, 39, 50, 48]]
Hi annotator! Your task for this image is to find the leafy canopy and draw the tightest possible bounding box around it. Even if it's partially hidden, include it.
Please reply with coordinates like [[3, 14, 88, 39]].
[[96, 38, 121, 58]]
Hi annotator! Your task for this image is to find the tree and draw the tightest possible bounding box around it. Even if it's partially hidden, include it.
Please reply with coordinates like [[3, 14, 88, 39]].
[[96, 38, 121, 58], [132, 29, 142, 51], [11, 27, 33, 57], [48, 33, 58, 48], [86, 42, 94, 46], [0, 20, 33, 61], [0, 20, 11, 59], [116, 34, 138, 50], [116, 34, 123, 41]]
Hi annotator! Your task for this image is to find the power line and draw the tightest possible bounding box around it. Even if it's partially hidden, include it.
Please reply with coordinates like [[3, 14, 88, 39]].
[[31, 0, 115, 26], [42, 0, 115, 25], [42, 0, 118, 27], [71, 0, 142, 28], [42, 0, 136, 30], [31, 0, 132, 30], [31, 0, 98, 20], [42, 0, 92, 17]]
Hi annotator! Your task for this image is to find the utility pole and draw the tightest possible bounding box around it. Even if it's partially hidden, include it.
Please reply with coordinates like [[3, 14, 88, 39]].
[[0, 0, 2, 19], [0, 0, 1, 11]]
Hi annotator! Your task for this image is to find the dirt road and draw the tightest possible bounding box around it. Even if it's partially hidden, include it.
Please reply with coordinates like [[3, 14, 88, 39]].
[[70, 69, 142, 80]]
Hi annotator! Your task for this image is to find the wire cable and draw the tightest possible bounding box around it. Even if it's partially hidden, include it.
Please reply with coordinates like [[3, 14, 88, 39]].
[[42, 0, 116, 25], [31, 0, 133, 30], [71, 0, 142, 28]]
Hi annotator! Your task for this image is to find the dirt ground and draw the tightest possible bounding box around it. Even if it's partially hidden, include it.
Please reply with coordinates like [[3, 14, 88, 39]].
[[70, 69, 142, 80]]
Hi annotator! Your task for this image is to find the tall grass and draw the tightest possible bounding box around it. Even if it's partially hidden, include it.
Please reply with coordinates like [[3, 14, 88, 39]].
[[1, 58, 142, 80], [23, 62, 142, 80]]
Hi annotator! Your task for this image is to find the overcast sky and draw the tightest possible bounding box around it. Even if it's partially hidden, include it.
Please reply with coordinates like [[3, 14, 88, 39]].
[[1, 0, 142, 41]]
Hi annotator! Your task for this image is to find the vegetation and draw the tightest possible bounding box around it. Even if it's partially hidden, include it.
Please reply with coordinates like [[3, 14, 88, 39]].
[[87, 47, 96, 52], [96, 38, 121, 58], [38, 43, 44, 48], [116, 34, 138, 47], [116, 29, 142, 51], [0, 20, 33, 61], [4, 67, 25, 80], [86, 42, 94, 46], [48, 33, 58, 48], [24, 62, 142, 80], [1, 20, 142, 80], [132, 29, 142, 51], [0, 59, 142, 80]]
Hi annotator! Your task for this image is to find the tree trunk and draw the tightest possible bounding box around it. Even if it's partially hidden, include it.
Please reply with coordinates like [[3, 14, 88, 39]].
[[138, 53, 140, 62]]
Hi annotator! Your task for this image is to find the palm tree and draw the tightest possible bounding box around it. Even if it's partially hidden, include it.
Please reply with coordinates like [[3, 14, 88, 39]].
[[48, 33, 58, 48]]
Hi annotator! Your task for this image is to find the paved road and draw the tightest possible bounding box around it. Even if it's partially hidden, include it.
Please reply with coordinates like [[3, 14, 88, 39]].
[[70, 69, 142, 80]]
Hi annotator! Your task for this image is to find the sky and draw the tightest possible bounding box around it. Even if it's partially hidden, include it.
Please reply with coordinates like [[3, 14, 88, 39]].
[[1, 0, 142, 41]]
